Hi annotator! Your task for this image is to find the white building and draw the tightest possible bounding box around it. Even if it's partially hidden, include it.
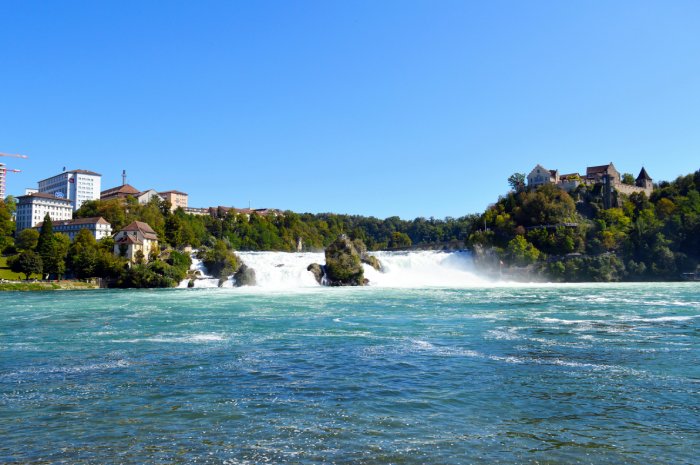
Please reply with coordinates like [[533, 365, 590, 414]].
[[33, 217, 113, 241], [15, 193, 73, 232], [136, 189, 163, 204], [0, 164, 6, 200], [37, 169, 101, 211]]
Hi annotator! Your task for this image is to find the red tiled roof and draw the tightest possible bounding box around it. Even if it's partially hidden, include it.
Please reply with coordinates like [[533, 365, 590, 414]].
[[119, 221, 158, 241], [101, 184, 140, 197], [117, 235, 142, 245], [586, 164, 613, 175]]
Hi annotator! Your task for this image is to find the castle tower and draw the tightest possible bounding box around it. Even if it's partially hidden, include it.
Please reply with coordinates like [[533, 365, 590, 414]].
[[636, 167, 653, 196]]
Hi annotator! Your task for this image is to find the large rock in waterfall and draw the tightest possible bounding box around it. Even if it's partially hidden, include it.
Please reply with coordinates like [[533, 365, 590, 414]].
[[353, 238, 382, 271], [307, 263, 325, 285], [233, 264, 257, 287], [324, 235, 366, 286]]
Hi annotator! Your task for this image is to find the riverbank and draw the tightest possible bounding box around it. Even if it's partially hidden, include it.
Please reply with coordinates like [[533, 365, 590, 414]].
[[0, 280, 100, 291]]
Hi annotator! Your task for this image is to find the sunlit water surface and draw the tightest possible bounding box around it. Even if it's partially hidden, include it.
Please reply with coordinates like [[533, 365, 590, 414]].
[[2, 283, 699, 464]]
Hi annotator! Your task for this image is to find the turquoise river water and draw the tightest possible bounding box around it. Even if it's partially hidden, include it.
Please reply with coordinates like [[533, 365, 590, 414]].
[[1, 283, 699, 464]]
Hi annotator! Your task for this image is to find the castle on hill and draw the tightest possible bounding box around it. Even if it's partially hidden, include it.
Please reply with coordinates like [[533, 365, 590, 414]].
[[527, 162, 653, 197]]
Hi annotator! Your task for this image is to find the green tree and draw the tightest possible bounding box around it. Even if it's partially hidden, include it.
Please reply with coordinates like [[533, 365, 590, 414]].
[[505, 235, 540, 266], [508, 172, 526, 192], [16, 229, 40, 251], [389, 231, 412, 249], [0, 199, 16, 250], [36, 214, 54, 256], [41, 233, 70, 279], [67, 229, 99, 278], [9, 250, 43, 280], [622, 173, 635, 185]]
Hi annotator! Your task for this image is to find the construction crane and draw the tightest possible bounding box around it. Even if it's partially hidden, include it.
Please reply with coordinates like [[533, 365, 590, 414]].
[[0, 152, 28, 159]]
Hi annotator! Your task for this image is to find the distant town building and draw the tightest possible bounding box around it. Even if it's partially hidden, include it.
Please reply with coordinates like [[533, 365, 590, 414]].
[[183, 207, 209, 216], [15, 193, 73, 232], [526, 162, 653, 197], [100, 184, 141, 201], [135, 189, 162, 204], [34, 217, 112, 241], [113, 221, 159, 263], [527, 164, 559, 188], [159, 190, 188, 212], [208, 206, 281, 218], [0, 164, 6, 200], [24, 188, 38, 195], [37, 169, 101, 211]]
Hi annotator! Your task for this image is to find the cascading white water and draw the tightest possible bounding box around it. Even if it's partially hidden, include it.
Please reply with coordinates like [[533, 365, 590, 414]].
[[364, 250, 489, 287], [177, 256, 220, 288], [180, 250, 489, 289], [234, 252, 326, 289]]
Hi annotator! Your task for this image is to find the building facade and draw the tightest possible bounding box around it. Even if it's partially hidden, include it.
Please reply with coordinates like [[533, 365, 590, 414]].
[[15, 193, 73, 232], [527, 164, 559, 188], [0, 164, 6, 200], [526, 163, 653, 197], [38, 169, 101, 211], [159, 190, 188, 212], [136, 189, 163, 204], [113, 221, 159, 263], [34, 217, 113, 241]]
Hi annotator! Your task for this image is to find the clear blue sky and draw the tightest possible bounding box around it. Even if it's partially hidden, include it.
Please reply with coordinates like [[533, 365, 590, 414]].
[[1, 1, 699, 219]]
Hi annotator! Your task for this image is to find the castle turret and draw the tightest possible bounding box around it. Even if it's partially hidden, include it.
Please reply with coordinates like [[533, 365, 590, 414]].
[[635, 167, 653, 195]]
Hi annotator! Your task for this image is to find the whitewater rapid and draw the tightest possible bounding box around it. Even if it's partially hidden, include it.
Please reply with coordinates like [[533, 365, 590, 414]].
[[182, 250, 489, 289]]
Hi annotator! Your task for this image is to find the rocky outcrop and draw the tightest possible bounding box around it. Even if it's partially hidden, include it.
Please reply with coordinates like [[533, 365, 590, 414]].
[[307, 263, 325, 285], [324, 235, 365, 286], [353, 238, 382, 271], [307, 236, 381, 286], [233, 264, 257, 287], [362, 255, 382, 271]]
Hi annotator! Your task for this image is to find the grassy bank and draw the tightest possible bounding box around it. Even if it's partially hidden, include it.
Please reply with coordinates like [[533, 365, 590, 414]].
[[0, 280, 100, 291], [0, 256, 42, 281]]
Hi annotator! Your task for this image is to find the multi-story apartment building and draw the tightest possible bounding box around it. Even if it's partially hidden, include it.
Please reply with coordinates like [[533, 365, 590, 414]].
[[159, 190, 188, 212], [33, 216, 113, 241], [15, 193, 73, 232], [0, 164, 6, 200], [37, 169, 101, 211]]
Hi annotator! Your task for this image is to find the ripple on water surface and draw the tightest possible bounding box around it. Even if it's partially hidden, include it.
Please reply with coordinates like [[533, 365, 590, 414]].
[[1, 283, 699, 464]]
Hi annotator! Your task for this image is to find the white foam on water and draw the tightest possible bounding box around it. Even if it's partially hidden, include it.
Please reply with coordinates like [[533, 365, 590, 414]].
[[236, 252, 325, 289], [182, 250, 494, 290], [364, 251, 489, 288], [620, 315, 698, 323]]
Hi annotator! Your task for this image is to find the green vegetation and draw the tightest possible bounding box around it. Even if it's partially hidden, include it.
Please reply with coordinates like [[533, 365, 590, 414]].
[[0, 281, 98, 291], [469, 170, 700, 281], [3, 167, 697, 287], [76, 198, 477, 252]]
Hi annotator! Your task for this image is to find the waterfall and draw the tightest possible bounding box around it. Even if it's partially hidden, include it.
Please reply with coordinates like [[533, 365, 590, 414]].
[[177, 256, 220, 288], [179, 250, 488, 289], [235, 252, 326, 289], [363, 250, 488, 287]]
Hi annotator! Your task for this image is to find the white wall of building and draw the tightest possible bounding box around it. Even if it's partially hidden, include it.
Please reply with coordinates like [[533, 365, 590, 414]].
[[16, 194, 73, 232], [38, 170, 101, 211]]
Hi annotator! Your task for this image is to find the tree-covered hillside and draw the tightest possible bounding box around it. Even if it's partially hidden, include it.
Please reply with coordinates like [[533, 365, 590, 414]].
[[468, 170, 700, 281], [75, 197, 477, 252]]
